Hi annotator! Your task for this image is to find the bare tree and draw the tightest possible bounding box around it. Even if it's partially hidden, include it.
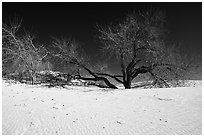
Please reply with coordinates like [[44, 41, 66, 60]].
[[2, 19, 50, 84], [97, 9, 190, 89]]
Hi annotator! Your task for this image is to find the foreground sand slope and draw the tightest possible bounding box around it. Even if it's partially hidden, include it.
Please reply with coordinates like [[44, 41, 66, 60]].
[[2, 80, 202, 135]]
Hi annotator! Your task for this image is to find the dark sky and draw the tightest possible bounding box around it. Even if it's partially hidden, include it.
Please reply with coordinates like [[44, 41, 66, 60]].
[[2, 2, 202, 73]]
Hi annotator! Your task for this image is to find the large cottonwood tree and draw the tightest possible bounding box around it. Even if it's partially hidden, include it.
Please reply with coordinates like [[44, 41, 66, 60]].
[[97, 9, 189, 89]]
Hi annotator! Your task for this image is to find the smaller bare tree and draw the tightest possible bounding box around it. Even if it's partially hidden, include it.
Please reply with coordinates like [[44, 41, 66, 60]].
[[2, 19, 50, 84]]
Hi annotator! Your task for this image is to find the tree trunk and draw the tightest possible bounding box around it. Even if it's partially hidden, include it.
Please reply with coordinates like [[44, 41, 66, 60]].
[[123, 73, 132, 89], [124, 81, 131, 89]]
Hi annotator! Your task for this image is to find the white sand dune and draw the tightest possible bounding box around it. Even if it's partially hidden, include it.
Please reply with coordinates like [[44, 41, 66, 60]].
[[2, 80, 202, 135]]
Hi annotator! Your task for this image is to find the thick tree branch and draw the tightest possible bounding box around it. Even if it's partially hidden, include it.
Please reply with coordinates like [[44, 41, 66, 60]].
[[126, 45, 156, 74], [131, 65, 152, 79], [131, 62, 186, 80], [70, 60, 118, 89], [76, 73, 118, 89], [70, 60, 98, 78], [96, 73, 124, 84]]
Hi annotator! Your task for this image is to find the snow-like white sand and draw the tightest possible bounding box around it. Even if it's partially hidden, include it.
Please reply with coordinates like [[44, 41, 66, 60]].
[[2, 80, 202, 135]]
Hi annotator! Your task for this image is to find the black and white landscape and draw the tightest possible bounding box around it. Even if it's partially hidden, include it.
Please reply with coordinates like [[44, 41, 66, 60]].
[[2, 2, 202, 135]]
